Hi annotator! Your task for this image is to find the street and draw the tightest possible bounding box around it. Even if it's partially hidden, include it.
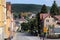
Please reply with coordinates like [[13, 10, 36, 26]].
[[12, 32, 60, 40]]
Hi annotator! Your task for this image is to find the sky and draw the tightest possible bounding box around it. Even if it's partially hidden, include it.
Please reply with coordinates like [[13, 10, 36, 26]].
[[6, 0, 60, 6]]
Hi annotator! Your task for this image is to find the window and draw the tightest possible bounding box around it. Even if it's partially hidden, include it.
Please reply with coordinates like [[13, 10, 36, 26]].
[[53, 19, 55, 22], [46, 24, 48, 27], [46, 20, 49, 22]]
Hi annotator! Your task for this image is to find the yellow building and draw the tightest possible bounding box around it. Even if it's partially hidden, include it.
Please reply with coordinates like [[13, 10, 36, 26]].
[[0, 0, 6, 40], [40, 13, 56, 33], [4, 2, 16, 40], [44, 15, 56, 33], [0, 0, 15, 40], [4, 2, 12, 39], [40, 13, 60, 33], [0, 0, 6, 27]]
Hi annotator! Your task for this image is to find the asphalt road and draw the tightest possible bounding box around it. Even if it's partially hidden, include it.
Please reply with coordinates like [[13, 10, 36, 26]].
[[12, 32, 60, 40]]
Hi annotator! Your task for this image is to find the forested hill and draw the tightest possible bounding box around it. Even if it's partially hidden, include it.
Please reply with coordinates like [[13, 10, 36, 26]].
[[11, 4, 50, 13]]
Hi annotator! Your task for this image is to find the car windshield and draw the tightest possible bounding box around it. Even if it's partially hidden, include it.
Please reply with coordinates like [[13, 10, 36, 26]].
[[54, 28, 60, 33]]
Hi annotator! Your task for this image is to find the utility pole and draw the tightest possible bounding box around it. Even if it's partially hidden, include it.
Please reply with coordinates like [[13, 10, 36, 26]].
[[0, 0, 6, 40]]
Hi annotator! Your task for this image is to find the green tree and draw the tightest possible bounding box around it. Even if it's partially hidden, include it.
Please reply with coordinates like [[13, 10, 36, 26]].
[[40, 4, 48, 13], [21, 23, 29, 31], [36, 13, 44, 36], [13, 12, 19, 19], [50, 1, 60, 15], [28, 18, 38, 36]]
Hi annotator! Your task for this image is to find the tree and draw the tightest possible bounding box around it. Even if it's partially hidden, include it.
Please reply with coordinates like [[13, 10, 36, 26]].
[[50, 1, 60, 15], [40, 4, 48, 13], [13, 12, 19, 19], [21, 23, 29, 31], [28, 18, 38, 36], [36, 13, 40, 34], [36, 12, 44, 36]]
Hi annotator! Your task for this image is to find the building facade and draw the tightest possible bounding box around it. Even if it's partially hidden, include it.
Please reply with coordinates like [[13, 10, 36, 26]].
[[40, 13, 60, 36], [4, 2, 15, 40], [0, 0, 6, 40], [4, 2, 11, 39]]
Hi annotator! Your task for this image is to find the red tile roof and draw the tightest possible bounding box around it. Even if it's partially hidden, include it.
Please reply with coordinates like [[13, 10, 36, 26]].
[[20, 17, 26, 21], [54, 15, 60, 21], [40, 13, 50, 20], [57, 20, 60, 24]]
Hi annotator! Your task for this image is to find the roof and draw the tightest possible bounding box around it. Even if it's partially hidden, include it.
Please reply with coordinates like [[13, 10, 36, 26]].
[[20, 17, 26, 21], [57, 20, 60, 24], [52, 15, 60, 24], [40, 13, 50, 20], [54, 15, 60, 21]]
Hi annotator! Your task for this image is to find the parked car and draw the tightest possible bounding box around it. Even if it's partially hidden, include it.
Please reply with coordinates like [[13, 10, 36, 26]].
[[47, 28, 60, 38]]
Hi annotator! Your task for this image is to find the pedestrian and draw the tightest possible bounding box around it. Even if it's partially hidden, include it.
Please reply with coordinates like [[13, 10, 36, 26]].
[[43, 32, 46, 40]]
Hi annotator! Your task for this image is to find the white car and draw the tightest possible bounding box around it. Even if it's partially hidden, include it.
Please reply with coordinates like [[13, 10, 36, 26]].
[[54, 28, 60, 36], [47, 28, 60, 38]]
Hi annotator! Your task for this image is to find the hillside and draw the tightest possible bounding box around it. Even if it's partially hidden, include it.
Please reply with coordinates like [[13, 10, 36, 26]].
[[11, 4, 50, 14]]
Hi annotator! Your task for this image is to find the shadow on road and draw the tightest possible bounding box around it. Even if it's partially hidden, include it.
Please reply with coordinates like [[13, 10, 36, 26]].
[[16, 32, 36, 37]]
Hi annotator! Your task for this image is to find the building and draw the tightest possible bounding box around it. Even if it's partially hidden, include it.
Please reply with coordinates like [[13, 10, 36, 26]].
[[54, 15, 60, 28], [29, 14, 36, 19], [40, 13, 50, 33], [0, 0, 6, 40], [19, 16, 28, 23], [4, 2, 11, 40], [4, 2, 16, 40], [40, 13, 60, 33]]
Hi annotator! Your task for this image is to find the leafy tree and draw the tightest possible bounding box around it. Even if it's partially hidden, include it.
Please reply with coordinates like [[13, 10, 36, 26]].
[[21, 23, 29, 31], [36, 13, 40, 34], [29, 18, 38, 36], [40, 4, 48, 13], [36, 13, 44, 36], [13, 12, 19, 19], [50, 1, 60, 15], [36, 12, 44, 37]]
